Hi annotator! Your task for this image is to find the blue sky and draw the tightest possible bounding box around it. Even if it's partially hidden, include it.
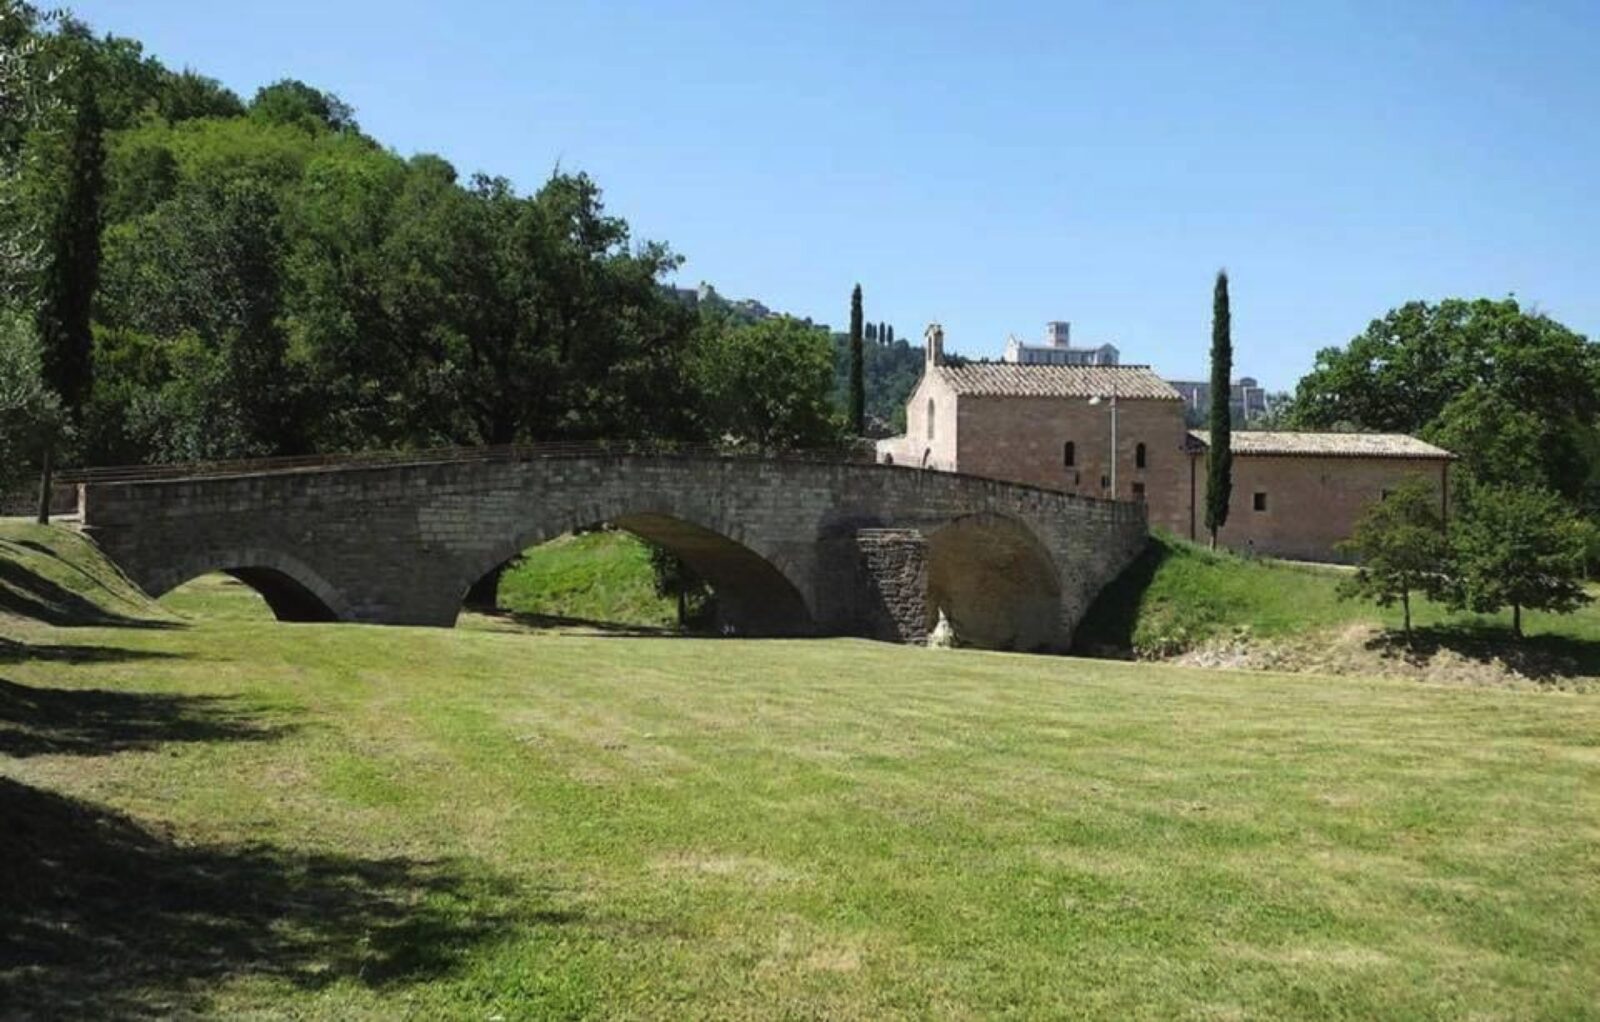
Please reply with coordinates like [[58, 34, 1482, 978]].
[[70, 0, 1600, 389]]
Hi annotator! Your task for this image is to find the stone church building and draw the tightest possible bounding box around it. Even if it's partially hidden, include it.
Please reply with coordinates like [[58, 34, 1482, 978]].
[[876, 326, 1453, 562]]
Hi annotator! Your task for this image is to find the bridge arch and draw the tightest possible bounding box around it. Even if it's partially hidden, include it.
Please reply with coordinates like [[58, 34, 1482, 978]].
[[145, 548, 354, 623], [455, 500, 816, 636], [925, 512, 1062, 652]]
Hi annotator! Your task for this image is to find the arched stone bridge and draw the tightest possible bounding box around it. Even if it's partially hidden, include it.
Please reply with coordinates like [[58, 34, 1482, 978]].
[[77, 452, 1147, 652]]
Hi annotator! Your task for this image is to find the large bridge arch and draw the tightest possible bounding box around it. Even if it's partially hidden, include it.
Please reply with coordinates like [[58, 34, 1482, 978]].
[[455, 499, 816, 635], [925, 512, 1064, 652]]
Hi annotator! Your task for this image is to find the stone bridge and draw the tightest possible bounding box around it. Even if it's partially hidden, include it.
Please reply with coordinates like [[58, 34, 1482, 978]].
[[77, 452, 1147, 652]]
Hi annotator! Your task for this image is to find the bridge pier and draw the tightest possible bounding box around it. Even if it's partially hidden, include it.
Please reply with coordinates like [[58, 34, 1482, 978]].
[[853, 529, 929, 645]]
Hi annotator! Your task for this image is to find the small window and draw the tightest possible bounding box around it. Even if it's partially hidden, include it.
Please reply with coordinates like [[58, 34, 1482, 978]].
[[1135, 442, 1147, 469], [1132, 482, 1146, 502], [1253, 492, 1268, 512], [1063, 441, 1076, 467], [926, 398, 935, 441], [1101, 475, 1111, 492]]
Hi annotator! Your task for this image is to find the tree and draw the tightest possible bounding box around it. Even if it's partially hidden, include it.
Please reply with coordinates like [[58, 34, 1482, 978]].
[[649, 545, 712, 629], [1290, 298, 1600, 503], [695, 316, 844, 448], [848, 283, 865, 435], [250, 79, 357, 133], [1448, 484, 1592, 638], [0, 310, 65, 497], [1336, 479, 1450, 639], [33, 57, 104, 519], [1204, 270, 1233, 547], [885, 324, 894, 345]]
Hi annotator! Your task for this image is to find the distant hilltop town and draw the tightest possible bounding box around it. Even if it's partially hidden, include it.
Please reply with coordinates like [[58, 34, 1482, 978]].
[[1003, 320, 1275, 424]]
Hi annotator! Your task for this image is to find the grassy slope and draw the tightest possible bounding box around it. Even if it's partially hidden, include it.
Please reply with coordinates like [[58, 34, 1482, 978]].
[[1, 524, 1597, 1018], [495, 531, 676, 629], [1075, 532, 1600, 659]]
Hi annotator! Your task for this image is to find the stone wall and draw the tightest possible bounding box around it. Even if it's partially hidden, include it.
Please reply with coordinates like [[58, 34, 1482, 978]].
[[80, 454, 1148, 650], [853, 529, 929, 644]]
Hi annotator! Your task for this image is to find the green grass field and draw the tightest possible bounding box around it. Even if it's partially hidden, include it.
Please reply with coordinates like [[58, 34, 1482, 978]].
[[3, 522, 1599, 1019], [493, 530, 677, 629]]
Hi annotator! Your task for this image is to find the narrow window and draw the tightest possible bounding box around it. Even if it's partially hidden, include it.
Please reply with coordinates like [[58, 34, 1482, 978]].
[[1063, 441, 1076, 467], [1253, 492, 1268, 512], [926, 398, 936, 440], [1135, 442, 1147, 469], [1132, 482, 1146, 502]]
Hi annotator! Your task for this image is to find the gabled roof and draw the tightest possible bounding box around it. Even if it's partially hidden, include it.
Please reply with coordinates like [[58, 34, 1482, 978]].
[[934, 364, 1181, 400], [1186, 430, 1453, 460]]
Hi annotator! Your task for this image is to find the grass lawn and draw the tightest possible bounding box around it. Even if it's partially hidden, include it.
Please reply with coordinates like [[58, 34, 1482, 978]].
[[2, 522, 1598, 1019], [1075, 532, 1600, 663], [493, 530, 678, 630]]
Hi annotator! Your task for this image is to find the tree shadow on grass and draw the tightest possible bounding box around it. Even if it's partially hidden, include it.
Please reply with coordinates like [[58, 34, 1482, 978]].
[[474, 607, 682, 637], [1365, 624, 1600, 682], [0, 637, 181, 665], [0, 557, 177, 629], [0, 778, 566, 1018], [0, 676, 290, 758]]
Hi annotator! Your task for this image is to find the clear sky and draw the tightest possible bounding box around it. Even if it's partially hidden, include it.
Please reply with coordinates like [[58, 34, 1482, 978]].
[[68, 0, 1600, 389]]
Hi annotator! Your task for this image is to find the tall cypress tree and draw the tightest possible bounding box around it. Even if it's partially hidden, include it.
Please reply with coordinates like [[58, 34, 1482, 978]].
[[1205, 270, 1233, 548], [34, 63, 104, 522], [848, 283, 865, 434]]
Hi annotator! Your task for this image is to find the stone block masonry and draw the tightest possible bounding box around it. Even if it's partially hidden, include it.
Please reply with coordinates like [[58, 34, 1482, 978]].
[[79, 454, 1148, 652]]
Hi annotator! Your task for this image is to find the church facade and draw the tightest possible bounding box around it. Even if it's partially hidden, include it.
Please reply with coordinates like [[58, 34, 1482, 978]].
[[875, 326, 1453, 563]]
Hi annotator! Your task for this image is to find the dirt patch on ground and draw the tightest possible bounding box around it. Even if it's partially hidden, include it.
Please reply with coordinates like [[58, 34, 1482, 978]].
[[1170, 623, 1598, 690]]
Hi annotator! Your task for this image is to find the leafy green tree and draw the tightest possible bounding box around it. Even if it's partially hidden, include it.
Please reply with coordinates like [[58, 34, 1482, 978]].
[[696, 316, 845, 448], [1292, 298, 1600, 502], [1336, 478, 1450, 639], [33, 57, 104, 518], [1449, 484, 1593, 638], [649, 545, 713, 629], [250, 79, 357, 133], [1204, 270, 1233, 547], [848, 283, 865, 434], [0, 310, 65, 497]]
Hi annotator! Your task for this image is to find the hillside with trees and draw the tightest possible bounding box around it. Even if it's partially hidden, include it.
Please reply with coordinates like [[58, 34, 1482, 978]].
[[0, 5, 848, 483]]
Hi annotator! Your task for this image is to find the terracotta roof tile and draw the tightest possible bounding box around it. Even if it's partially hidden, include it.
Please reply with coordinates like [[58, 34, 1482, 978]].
[[1187, 430, 1452, 459], [934, 364, 1181, 400]]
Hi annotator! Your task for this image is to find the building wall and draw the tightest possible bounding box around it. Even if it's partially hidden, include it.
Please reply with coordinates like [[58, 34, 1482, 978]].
[[876, 372, 960, 470], [1189, 454, 1450, 562], [950, 396, 1190, 535]]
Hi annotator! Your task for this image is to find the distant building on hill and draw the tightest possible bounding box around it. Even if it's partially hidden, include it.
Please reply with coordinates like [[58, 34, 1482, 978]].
[[876, 324, 1452, 562], [1003, 321, 1120, 366], [1168, 377, 1273, 424]]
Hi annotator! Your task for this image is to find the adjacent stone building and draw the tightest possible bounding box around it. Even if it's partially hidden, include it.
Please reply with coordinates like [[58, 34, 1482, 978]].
[[877, 325, 1453, 563]]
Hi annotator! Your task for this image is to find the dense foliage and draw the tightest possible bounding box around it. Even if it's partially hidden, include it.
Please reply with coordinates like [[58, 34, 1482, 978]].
[[1292, 298, 1600, 509], [0, 13, 847, 478], [1336, 478, 1450, 638]]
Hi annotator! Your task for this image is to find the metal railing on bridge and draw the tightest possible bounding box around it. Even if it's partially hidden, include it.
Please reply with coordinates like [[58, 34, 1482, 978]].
[[58, 440, 878, 485]]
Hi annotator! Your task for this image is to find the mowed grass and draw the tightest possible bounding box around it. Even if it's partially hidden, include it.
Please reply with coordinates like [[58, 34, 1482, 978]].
[[494, 530, 677, 628], [2, 524, 1599, 1019]]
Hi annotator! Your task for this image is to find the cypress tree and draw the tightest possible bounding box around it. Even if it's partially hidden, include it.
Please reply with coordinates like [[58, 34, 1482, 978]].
[[886, 324, 895, 345], [1205, 270, 1233, 548], [848, 283, 865, 434], [34, 65, 104, 522]]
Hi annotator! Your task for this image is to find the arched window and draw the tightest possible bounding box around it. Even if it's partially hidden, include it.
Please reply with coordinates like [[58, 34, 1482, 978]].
[[1135, 442, 1147, 469], [1063, 441, 1076, 468], [926, 398, 936, 440]]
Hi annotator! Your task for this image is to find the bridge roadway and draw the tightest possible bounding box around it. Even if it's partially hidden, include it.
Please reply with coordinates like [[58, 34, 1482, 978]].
[[72, 445, 1148, 652]]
